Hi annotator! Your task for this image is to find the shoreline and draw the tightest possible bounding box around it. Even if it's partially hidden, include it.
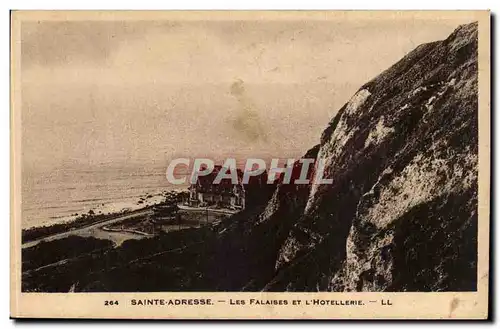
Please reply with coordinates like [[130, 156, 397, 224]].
[[22, 189, 189, 244]]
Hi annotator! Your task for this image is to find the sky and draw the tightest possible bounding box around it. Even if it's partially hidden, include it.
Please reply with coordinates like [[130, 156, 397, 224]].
[[19, 14, 474, 172]]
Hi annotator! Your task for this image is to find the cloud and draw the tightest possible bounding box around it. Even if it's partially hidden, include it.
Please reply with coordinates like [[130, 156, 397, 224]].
[[21, 20, 180, 67], [21, 19, 471, 86]]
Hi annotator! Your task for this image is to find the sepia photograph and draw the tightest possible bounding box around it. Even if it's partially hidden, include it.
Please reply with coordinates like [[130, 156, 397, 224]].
[[10, 10, 490, 319]]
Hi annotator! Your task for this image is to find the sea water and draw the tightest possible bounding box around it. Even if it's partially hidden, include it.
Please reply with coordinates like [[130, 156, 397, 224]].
[[21, 164, 187, 229]]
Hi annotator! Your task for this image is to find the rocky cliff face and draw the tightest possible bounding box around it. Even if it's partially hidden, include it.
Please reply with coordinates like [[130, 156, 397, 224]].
[[257, 22, 478, 292]]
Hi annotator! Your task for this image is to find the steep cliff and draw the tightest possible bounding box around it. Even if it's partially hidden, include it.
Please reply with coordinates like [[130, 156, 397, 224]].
[[262, 22, 479, 291]]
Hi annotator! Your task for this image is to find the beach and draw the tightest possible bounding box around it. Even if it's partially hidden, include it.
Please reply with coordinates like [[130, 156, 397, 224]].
[[21, 164, 188, 229]]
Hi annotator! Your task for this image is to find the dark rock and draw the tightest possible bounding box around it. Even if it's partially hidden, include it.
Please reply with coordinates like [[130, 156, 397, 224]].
[[263, 22, 479, 292]]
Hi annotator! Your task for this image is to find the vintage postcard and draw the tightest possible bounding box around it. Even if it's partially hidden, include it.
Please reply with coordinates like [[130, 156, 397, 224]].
[[10, 11, 490, 319]]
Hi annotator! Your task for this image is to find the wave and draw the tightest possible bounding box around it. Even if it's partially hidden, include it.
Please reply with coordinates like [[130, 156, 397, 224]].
[[21, 166, 188, 229]]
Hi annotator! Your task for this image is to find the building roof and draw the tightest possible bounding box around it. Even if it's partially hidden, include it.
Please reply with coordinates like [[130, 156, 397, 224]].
[[193, 165, 243, 195], [192, 165, 269, 195]]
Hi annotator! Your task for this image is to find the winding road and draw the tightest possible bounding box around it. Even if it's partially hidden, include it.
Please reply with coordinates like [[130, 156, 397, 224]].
[[22, 209, 153, 249]]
